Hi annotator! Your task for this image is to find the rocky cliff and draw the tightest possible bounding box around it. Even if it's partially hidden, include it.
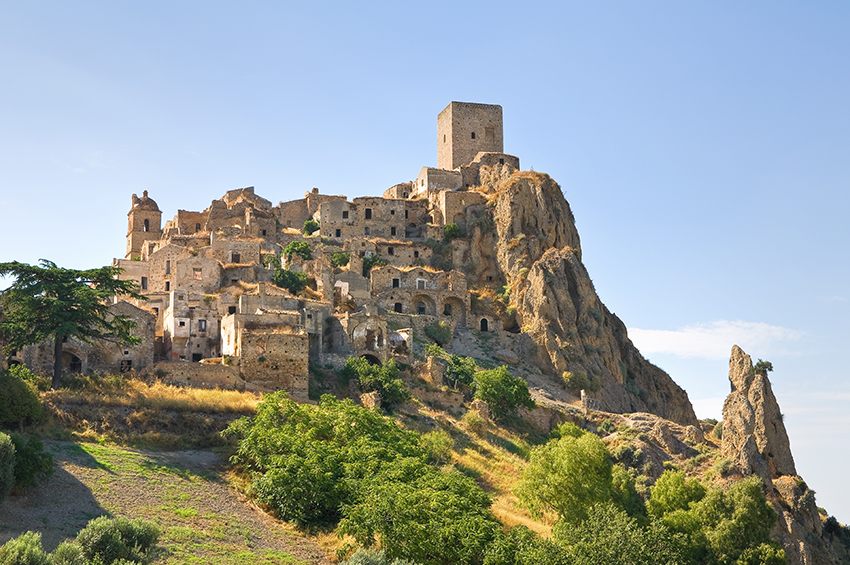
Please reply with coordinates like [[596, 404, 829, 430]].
[[721, 345, 838, 565], [463, 170, 697, 426]]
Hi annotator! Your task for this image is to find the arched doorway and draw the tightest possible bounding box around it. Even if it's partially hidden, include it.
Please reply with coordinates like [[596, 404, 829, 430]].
[[442, 297, 466, 326], [411, 294, 436, 316], [480, 318, 489, 332], [361, 354, 382, 366], [62, 351, 83, 373]]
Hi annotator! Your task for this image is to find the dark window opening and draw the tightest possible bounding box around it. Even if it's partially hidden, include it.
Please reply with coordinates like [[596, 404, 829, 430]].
[[231, 279, 238, 284], [471, 132, 476, 139], [69, 356, 82, 373], [403, 192, 408, 198], [198, 320, 207, 332], [178, 320, 186, 327], [231, 253, 240, 263], [143, 219, 149, 232], [394, 302, 403, 313], [120, 360, 133, 373], [365, 208, 372, 220], [153, 307, 159, 315], [364, 227, 370, 236], [417, 302, 426, 315], [141, 276, 148, 290], [414, 251, 419, 258], [287, 220, 292, 227], [388, 247, 394, 256], [390, 210, 395, 215], [487, 276, 493, 281], [165, 260, 171, 274], [335, 229, 341, 237], [405, 210, 409, 219], [480, 318, 489, 332], [342, 210, 349, 219], [499, 158, 505, 165], [443, 134, 446, 143], [444, 304, 452, 316], [392, 278, 400, 288], [192, 353, 203, 362], [165, 281, 170, 291], [196, 223, 201, 231], [261, 229, 266, 236], [228, 306, 237, 314], [391, 227, 396, 236]]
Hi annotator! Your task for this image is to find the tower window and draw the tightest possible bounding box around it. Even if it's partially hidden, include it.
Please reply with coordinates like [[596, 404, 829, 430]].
[[499, 158, 505, 165], [196, 223, 201, 231], [365, 208, 372, 220], [405, 210, 409, 219], [342, 210, 349, 219], [140, 277, 148, 290], [414, 251, 419, 258], [392, 278, 400, 288], [143, 219, 149, 232], [391, 227, 396, 236], [165, 260, 171, 274], [335, 229, 341, 237], [471, 132, 476, 139], [165, 281, 170, 291]]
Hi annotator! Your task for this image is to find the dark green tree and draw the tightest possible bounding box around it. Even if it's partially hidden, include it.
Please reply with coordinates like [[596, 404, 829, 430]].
[[0, 260, 145, 389], [283, 241, 313, 262], [303, 218, 320, 235], [271, 268, 309, 294], [472, 366, 535, 421]]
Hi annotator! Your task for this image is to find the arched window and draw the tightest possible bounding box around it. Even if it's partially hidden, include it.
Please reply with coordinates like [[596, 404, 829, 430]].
[[143, 219, 149, 232], [480, 318, 489, 332]]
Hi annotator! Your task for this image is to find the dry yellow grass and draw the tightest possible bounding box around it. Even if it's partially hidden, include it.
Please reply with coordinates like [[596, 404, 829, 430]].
[[45, 378, 262, 414]]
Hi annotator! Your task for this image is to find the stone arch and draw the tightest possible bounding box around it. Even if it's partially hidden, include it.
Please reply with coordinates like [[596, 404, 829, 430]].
[[442, 296, 466, 326], [411, 294, 436, 316], [480, 317, 489, 332], [62, 351, 83, 373], [361, 354, 382, 366]]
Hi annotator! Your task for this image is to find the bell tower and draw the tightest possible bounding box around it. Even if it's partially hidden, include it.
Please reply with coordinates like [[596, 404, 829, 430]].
[[126, 191, 162, 259]]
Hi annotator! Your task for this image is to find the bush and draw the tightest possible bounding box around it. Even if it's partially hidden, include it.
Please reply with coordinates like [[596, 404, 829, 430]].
[[424, 321, 452, 346], [6, 365, 49, 392], [0, 433, 15, 504], [362, 255, 389, 276], [473, 366, 534, 421], [331, 252, 351, 268], [49, 541, 86, 565], [303, 218, 320, 235], [75, 516, 160, 565], [445, 355, 476, 389], [462, 410, 486, 435], [283, 240, 312, 261], [271, 268, 309, 294], [597, 419, 615, 434], [562, 369, 600, 393], [443, 223, 462, 240], [420, 431, 454, 465], [711, 422, 723, 440], [341, 548, 416, 565], [0, 531, 49, 565], [9, 434, 54, 490], [343, 357, 410, 409], [0, 373, 43, 428]]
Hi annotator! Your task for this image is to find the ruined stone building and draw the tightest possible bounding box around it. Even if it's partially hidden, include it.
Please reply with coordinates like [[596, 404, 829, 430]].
[[11, 102, 520, 397]]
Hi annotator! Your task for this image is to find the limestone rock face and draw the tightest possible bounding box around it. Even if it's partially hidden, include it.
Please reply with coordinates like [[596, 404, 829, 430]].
[[721, 345, 796, 480], [466, 171, 697, 425]]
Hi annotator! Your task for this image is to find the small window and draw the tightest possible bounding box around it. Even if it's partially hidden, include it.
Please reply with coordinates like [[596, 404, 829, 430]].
[[231, 279, 237, 284], [178, 320, 186, 327], [388, 247, 394, 256], [392, 278, 400, 288], [403, 192, 408, 198], [335, 229, 341, 238], [342, 210, 349, 219], [443, 134, 446, 143], [480, 318, 489, 332], [444, 304, 452, 316], [487, 276, 493, 282], [196, 223, 201, 231], [124, 350, 129, 355], [391, 227, 396, 236], [471, 132, 476, 139], [198, 319, 207, 332], [365, 208, 372, 220], [307, 313, 312, 319], [287, 220, 292, 227], [405, 210, 409, 219], [364, 227, 370, 236], [193, 268, 202, 280], [417, 302, 426, 315], [165, 281, 170, 291], [153, 307, 159, 315], [261, 229, 267, 236], [192, 353, 203, 362], [499, 158, 505, 165], [165, 260, 171, 274], [390, 209, 395, 215], [140, 276, 148, 290], [414, 251, 419, 258], [143, 219, 149, 232], [228, 306, 237, 314], [394, 302, 403, 313], [417, 279, 426, 290], [231, 252, 240, 263]]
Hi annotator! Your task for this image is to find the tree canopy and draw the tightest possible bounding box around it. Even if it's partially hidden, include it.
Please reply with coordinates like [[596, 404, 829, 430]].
[[0, 260, 145, 389]]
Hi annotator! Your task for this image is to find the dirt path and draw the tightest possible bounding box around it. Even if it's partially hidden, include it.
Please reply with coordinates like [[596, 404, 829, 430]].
[[0, 440, 331, 565]]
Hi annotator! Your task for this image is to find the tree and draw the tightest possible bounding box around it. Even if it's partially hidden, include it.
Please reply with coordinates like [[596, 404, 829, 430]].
[[303, 218, 320, 235], [271, 268, 309, 294], [0, 260, 145, 389], [283, 241, 312, 262], [472, 366, 534, 421], [753, 359, 773, 377]]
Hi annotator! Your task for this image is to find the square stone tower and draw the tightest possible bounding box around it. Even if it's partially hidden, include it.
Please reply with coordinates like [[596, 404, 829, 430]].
[[437, 102, 503, 170]]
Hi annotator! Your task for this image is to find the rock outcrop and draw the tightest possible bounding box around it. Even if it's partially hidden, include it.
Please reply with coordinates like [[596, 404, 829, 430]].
[[721, 345, 837, 565], [463, 171, 697, 426]]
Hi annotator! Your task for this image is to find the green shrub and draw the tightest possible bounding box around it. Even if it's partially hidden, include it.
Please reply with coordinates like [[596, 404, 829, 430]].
[[0, 531, 49, 565], [303, 218, 320, 235], [0, 373, 43, 428], [271, 268, 309, 294], [443, 223, 462, 240], [445, 354, 476, 389], [49, 541, 86, 565], [283, 240, 312, 262], [9, 434, 54, 490], [561, 369, 600, 393], [597, 419, 615, 434], [331, 252, 351, 268], [611, 444, 643, 470], [424, 321, 452, 346], [473, 366, 534, 421], [343, 357, 410, 409], [462, 410, 486, 435], [0, 432, 15, 504], [712, 421, 723, 440], [420, 431, 454, 465], [261, 254, 281, 270], [341, 548, 416, 565], [75, 516, 160, 565], [6, 365, 49, 392], [362, 255, 389, 276]]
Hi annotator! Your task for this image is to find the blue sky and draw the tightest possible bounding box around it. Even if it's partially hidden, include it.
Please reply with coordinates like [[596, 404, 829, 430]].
[[1, 2, 848, 521]]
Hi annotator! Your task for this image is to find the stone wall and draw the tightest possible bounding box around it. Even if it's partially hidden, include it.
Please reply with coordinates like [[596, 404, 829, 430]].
[[238, 329, 308, 397]]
